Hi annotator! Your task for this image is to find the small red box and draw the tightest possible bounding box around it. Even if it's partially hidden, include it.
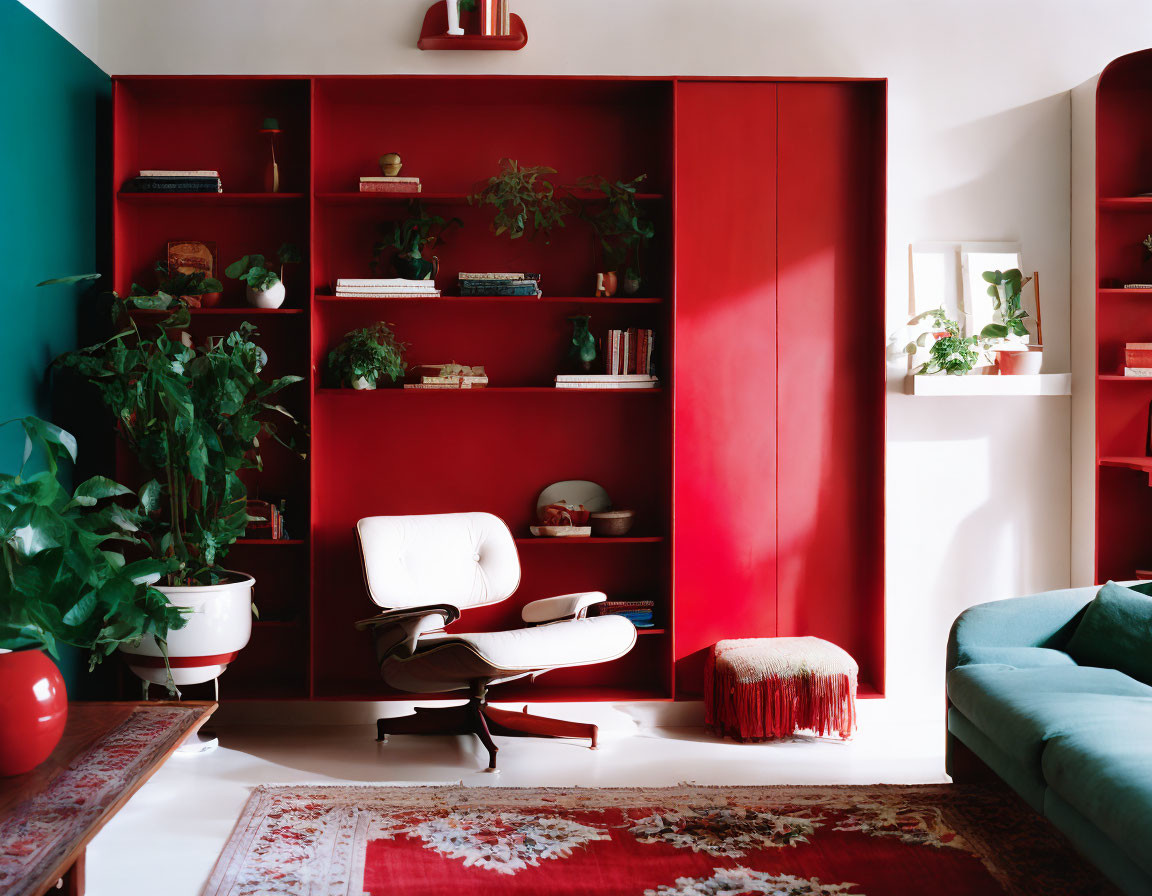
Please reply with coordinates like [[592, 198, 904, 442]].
[[1125, 343, 1152, 368]]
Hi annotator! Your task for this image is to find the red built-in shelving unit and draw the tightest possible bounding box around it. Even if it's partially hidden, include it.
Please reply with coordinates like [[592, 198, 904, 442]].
[[110, 76, 886, 703]]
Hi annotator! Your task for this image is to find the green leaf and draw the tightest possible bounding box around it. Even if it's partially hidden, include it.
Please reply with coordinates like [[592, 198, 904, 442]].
[[73, 476, 134, 503], [36, 273, 101, 287], [980, 323, 1009, 339]]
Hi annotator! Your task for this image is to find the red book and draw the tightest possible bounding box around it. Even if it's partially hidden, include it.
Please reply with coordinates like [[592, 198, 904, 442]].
[[479, 0, 497, 35], [359, 182, 422, 193], [1125, 343, 1152, 367], [626, 328, 637, 374], [637, 329, 648, 375]]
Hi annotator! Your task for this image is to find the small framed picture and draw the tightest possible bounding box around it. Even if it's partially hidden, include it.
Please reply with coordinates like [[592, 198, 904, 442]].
[[167, 240, 216, 277]]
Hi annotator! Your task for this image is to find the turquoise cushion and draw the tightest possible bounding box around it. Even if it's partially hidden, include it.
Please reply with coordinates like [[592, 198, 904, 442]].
[[1043, 715, 1152, 878], [1066, 581, 1152, 685], [958, 646, 1078, 668], [946, 664, 1152, 768]]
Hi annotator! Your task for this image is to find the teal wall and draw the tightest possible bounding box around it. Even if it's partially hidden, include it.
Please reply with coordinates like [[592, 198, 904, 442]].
[[0, 0, 108, 466], [1, 0, 109, 692]]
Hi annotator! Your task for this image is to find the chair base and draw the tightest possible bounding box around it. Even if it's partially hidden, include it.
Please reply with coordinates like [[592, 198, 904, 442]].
[[376, 693, 598, 770]]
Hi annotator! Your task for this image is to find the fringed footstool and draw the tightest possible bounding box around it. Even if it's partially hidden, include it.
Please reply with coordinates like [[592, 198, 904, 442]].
[[705, 637, 858, 741]]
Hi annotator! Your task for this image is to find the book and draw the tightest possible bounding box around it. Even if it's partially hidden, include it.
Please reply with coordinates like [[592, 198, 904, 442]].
[[422, 375, 489, 386], [403, 383, 480, 389], [646, 329, 655, 375], [140, 169, 219, 177], [457, 272, 541, 281], [555, 381, 658, 390], [337, 278, 437, 289], [360, 182, 422, 193], [458, 279, 539, 288], [1126, 344, 1152, 367], [335, 285, 437, 293], [556, 374, 658, 383], [359, 176, 421, 183], [122, 177, 222, 193], [335, 292, 441, 298], [459, 283, 540, 296], [1124, 367, 1152, 377], [480, 0, 496, 35], [1123, 284, 1152, 289]]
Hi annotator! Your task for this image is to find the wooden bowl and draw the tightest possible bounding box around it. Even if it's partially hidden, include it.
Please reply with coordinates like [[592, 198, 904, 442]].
[[590, 510, 635, 536]]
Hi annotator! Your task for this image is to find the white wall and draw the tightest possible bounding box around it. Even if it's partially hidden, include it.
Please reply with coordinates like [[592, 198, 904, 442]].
[[20, 0, 1152, 707]]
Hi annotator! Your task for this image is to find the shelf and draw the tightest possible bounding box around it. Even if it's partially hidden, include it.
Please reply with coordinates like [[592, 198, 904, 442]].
[[315, 191, 664, 205], [1098, 197, 1152, 211], [515, 536, 664, 545], [128, 307, 306, 316], [1100, 456, 1152, 485], [1099, 288, 1152, 297], [234, 538, 306, 546], [316, 386, 663, 395], [906, 373, 1071, 396], [314, 293, 663, 305], [416, 3, 528, 51], [117, 191, 306, 205], [1099, 374, 1152, 382]]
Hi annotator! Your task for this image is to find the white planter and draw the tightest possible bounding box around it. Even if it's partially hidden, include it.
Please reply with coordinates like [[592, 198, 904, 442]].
[[445, 0, 464, 34], [120, 573, 254, 686], [351, 376, 376, 390], [246, 281, 286, 309]]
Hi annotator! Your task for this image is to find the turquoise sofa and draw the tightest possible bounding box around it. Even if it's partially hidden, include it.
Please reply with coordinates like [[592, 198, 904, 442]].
[[947, 585, 1152, 896]]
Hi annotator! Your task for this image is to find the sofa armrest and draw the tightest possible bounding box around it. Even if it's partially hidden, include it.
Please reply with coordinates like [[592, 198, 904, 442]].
[[946, 586, 1098, 672], [522, 591, 606, 624]]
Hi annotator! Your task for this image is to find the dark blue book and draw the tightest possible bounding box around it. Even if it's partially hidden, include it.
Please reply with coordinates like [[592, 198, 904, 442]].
[[459, 283, 540, 296]]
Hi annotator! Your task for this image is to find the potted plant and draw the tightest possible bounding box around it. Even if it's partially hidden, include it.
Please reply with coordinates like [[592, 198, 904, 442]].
[[469, 158, 571, 242], [913, 310, 992, 376], [327, 322, 408, 390], [577, 174, 655, 295], [0, 416, 185, 775], [225, 243, 303, 309], [149, 261, 224, 308], [53, 301, 305, 690], [978, 269, 1040, 374], [372, 200, 462, 281]]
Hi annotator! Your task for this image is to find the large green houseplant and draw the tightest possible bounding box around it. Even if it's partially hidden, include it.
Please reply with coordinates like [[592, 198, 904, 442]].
[[52, 295, 305, 689]]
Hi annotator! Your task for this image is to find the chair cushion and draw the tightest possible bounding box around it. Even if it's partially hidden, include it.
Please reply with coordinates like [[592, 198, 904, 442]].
[[420, 615, 637, 672], [946, 663, 1152, 768], [957, 646, 1078, 669], [1043, 715, 1152, 878], [1066, 581, 1152, 686]]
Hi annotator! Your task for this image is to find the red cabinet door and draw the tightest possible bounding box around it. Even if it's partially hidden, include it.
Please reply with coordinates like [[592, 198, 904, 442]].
[[673, 81, 779, 695]]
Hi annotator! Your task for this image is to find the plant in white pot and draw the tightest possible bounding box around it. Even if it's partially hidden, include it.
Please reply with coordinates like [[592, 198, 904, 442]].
[[54, 303, 305, 697], [327, 322, 408, 390], [0, 416, 186, 774], [226, 243, 303, 309]]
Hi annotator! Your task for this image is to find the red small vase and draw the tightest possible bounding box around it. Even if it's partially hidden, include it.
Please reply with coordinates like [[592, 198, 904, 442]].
[[0, 649, 68, 776]]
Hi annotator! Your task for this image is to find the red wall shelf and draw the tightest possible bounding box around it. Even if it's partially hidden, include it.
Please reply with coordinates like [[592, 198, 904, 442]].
[[1098, 197, 1152, 211], [111, 75, 885, 704], [416, 3, 528, 51]]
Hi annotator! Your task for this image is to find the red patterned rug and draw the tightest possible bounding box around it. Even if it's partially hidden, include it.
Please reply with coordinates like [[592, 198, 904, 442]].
[[204, 784, 1117, 896]]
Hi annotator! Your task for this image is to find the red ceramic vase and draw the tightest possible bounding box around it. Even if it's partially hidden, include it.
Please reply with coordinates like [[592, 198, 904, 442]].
[[0, 649, 68, 776]]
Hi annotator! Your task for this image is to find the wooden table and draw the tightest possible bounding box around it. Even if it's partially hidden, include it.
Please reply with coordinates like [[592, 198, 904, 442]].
[[0, 701, 215, 896]]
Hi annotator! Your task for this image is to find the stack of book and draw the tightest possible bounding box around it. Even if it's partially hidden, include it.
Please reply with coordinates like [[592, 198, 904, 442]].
[[590, 600, 655, 629], [335, 278, 440, 298], [554, 374, 658, 390], [122, 170, 222, 193], [458, 272, 542, 297], [606, 328, 655, 376], [480, 0, 512, 35], [404, 365, 489, 390], [359, 176, 421, 193], [1124, 342, 1152, 376], [245, 499, 288, 540]]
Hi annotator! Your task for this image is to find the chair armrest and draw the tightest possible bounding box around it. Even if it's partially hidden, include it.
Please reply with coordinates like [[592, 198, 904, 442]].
[[522, 591, 606, 624], [355, 604, 461, 660]]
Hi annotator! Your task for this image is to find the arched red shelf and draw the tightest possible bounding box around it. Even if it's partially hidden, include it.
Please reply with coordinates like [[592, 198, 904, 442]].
[[417, 2, 527, 51]]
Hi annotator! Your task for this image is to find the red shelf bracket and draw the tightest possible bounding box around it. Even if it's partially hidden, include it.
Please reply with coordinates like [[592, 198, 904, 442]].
[[417, 3, 528, 50]]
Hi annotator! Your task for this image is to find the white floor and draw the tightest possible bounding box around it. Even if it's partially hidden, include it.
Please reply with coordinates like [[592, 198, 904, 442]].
[[87, 699, 947, 896]]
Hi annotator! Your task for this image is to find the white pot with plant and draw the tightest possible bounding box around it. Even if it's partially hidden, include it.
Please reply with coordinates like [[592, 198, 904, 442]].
[[226, 243, 303, 310], [328, 322, 409, 390], [53, 295, 306, 698], [978, 268, 1043, 375]]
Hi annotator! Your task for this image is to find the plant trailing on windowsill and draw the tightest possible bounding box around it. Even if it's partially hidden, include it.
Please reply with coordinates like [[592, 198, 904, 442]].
[[0, 416, 186, 686], [914, 310, 990, 375], [52, 299, 306, 587], [372, 199, 462, 281], [575, 174, 655, 294], [469, 158, 571, 242], [327, 322, 409, 390], [979, 268, 1031, 340]]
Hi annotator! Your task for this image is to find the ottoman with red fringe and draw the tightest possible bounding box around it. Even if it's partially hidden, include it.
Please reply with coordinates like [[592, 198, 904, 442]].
[[705, 636, 858, 741]]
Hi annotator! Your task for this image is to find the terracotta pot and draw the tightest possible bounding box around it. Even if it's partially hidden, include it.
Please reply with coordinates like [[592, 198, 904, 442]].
[[0, 649, 68, 776], [195, 291, 223, 308]]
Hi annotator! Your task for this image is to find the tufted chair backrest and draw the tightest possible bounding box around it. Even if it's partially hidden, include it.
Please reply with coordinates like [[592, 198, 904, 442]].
[[356, 512, 521, 611]]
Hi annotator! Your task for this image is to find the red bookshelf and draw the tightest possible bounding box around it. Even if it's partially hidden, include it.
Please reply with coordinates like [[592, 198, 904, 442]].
[[1096, 51, 1152, 581], [111, 75, 886, 703]]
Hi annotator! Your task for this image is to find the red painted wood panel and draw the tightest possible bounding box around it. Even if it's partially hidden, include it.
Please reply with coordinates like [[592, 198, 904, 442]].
[[775, 83, 886, 693], [673, 82, 779, 696]]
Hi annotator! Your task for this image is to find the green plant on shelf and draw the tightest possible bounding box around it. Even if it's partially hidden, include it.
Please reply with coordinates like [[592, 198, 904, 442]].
[[575, 173, 655, 286], [979, 269, 1031, 340], [327, 322, 408, 390], [0, 415, 187, 685], [372, 200, 462, 280], [225, 243, 303, 291], [913, 309, 990, 376], [568, 314, 597, 370], [52, 296, 306, 588], [469, 158, 571, 242]]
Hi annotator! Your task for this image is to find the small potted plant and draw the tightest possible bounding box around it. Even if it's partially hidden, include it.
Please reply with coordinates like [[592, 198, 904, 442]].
[[577, 174, 655, 295], [912, 309, 992, 376], [53, 298, 305, 693], [372, 200, 462, 281], [0, 417, 186, 774], [151, 261, 224, 308], [568, 314, 597, 372], [226, 243, 303, 309], [979, 269, 1040, 374], [327, 322, 408, 390], [469, 158, 571, 242]]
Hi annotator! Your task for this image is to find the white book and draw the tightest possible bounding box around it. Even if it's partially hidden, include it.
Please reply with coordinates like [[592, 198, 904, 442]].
[[139, 169, 219, 177], [555, 381, 657, 390], [359, 176, 421, 183], [556, 374, 657, 383], [337, 278, 432, 287], [335, 292, 441, 299], [1124, 367, 1152, 377], [336, 286, 438, 294]]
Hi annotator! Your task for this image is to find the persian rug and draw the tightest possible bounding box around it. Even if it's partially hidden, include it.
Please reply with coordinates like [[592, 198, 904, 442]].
[[202, 784, 1119, 896]]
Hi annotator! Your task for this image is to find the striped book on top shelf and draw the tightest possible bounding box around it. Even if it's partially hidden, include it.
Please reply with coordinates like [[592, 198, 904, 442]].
[[555, 374, 658, 390], [335, 277, 439, 298]]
